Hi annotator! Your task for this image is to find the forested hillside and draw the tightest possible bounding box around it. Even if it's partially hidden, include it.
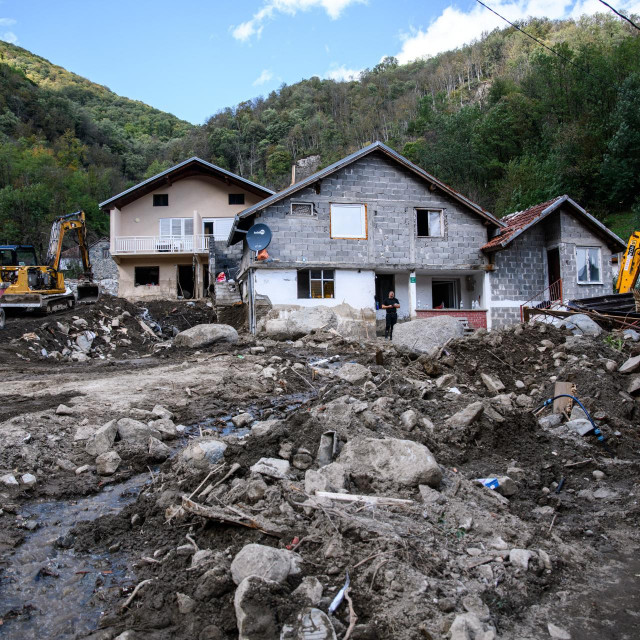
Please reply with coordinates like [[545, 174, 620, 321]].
[[1, 13, 639, 249]]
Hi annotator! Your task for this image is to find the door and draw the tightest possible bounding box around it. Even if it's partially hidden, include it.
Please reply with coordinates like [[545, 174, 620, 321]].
[[375, 274, 395, 310], [547, 248, 561, 287], [432, 280, 459, 309]]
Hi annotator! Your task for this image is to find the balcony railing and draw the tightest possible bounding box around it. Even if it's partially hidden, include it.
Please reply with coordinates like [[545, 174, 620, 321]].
[[112, 235, 215, 255]]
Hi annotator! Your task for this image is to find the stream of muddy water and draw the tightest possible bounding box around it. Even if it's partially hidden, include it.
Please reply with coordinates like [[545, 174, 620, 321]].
[[0, 474, 148, 639]]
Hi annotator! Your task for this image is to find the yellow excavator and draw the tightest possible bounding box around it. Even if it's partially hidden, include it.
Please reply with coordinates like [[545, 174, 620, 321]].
[[0, 211, 99, 318], [616, 231, 640, 294]]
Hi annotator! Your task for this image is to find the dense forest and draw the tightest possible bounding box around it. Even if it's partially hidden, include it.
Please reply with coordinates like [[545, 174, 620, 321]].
[[0, 12, 639, 251]]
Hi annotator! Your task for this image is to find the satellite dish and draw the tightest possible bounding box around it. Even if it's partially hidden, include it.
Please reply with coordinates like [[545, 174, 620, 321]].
[[246, 223, 272, 251]]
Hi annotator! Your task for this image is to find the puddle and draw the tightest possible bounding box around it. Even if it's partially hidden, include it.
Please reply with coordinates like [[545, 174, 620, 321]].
[[0, 474, 148, 639]]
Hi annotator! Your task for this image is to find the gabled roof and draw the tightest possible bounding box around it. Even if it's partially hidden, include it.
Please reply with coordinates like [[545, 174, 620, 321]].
[[99, 157, 274, 210], [481, 195, 626, 253], [228, 141, 502, 245]]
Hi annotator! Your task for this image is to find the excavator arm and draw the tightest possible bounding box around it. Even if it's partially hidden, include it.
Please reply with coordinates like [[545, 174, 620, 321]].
[[46, 211, 99, 303], [46, 211, 92, 275], [616, 231, 640, 294]]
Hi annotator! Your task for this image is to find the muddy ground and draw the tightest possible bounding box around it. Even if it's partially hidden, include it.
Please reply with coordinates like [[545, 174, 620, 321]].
[[0, 299, 638, 639]]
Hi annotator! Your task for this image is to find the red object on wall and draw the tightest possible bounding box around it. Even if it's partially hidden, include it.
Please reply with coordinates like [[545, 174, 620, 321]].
[[416, 309, 487, 329]]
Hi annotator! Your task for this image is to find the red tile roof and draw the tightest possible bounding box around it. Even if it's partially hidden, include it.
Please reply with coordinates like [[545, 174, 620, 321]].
[[481, 196, 564, 252]]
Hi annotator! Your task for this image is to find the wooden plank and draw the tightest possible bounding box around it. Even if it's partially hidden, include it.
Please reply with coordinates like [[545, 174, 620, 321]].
[[314, 491, 414, 506], [553, 382, 573, 415]]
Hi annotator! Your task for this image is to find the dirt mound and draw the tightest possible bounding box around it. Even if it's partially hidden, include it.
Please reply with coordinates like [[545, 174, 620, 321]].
[[1, 320, 639, 639]]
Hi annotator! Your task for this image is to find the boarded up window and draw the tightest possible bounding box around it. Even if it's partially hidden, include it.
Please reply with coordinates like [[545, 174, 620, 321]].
[[290, 202, 314, 217], [330, 204, 367, 239]]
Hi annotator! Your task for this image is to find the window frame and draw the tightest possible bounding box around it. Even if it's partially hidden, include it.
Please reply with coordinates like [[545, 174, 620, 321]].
[[134, 266, 160, 287], [290, 202, 315, 217], [576, 246, 602, 284], [416, 208, 444, 238], [329, 203, 367, 240], [159, 218, 194, 237], [153, 194, 169, 207], [228, 193, 245, 205], [297, 269, 335, 299]]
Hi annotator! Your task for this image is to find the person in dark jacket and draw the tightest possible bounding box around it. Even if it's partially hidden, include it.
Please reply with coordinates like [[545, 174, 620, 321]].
[[382, 291, 400, 339]]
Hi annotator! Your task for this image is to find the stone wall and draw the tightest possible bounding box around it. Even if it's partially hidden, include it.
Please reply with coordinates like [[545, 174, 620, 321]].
[[89, 241, 118, 280]]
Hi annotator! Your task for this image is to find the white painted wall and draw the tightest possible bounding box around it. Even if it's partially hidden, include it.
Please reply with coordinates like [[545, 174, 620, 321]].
[[255, 268, 376, 309], [415, 273, 485, 310]]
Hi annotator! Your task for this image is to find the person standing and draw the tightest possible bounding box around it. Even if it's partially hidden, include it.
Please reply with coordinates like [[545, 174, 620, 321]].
[[382, 290, 400, 339]]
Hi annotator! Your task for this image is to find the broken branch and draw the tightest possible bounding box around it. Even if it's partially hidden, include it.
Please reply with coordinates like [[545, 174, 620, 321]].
[[121, 578, 156, 610]]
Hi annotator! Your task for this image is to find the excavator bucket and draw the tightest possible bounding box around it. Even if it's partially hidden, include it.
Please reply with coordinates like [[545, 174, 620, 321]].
[[76, 283, 100, 304]]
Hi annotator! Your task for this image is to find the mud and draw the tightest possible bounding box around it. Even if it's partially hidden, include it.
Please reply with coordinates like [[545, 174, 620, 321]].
[[0, 313, 639, 639]]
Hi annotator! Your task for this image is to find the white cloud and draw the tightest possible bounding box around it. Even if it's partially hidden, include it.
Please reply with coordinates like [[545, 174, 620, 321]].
[[396, 0, 640, 64], [1, 31, 17, 44], [232, 0, 365, 42], [253, 68, 274, 85], [324, 64, 362, 81]]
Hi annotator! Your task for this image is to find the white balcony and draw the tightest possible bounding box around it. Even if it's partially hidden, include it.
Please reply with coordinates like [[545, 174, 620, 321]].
[[112, 235, 215, 255]]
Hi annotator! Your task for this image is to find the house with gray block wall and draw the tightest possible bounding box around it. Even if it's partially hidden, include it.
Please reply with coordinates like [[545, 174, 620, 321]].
[[482, 195, 626, 327], [228, 142, 625, 334]]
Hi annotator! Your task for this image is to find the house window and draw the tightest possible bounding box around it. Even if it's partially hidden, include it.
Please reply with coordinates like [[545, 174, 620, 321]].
[[135, 266, 159, 286], [297, 269, 335, 299], [101, 247, 110, 259], [576, 247, 601, 283], [229, 194, 245, 205], [330, 204, 367, 239], [153, 194, 169, 206], [203, 218, 234, 241], [416, 209, 443, 237], [159, 218, 194, 237]]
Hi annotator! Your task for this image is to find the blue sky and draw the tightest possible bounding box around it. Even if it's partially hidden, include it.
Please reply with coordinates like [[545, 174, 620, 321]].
[[1, 0, 639, 124]]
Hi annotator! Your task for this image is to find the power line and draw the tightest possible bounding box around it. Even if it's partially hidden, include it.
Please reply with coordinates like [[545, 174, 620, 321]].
[[598, 0, 640, 32], [474, 0, 603, 82]]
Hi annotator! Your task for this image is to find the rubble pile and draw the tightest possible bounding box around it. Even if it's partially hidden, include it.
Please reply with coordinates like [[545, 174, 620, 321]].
[[9, 321, 626, 640], [0, 298, 215, 363]]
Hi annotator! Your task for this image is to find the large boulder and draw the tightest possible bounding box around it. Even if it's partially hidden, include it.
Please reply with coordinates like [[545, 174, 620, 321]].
[[116, 418, 160, 444], [230, 543, 302, 585], [392, 317, 464, 355], [175, 324, 238, 348], [263, 306, 337, 340], [338, 437, 442, 488], [85, 420, 118, 456], [559, 313, 602, 336]]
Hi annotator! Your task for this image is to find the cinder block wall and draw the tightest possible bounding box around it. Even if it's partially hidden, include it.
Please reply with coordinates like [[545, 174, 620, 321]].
[[209, 241, 242, 278], [489, 206, 617, 328], [558, 211, 615, 300], [244, 151, 490, 270]]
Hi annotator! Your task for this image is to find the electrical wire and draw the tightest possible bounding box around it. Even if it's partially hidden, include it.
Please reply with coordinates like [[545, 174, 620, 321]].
[[474, 0, 606, 83], [597, 0, 640, 32], [535, 394, 604, 442]]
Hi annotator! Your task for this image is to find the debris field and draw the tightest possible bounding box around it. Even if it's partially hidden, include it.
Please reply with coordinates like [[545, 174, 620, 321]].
[[0, 300, 639, 640]]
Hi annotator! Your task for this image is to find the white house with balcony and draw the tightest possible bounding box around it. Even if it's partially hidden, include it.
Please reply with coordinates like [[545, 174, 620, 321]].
[[99, 157, 273, 300]]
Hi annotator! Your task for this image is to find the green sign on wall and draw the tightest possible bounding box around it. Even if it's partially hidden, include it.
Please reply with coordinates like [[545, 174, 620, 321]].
[[410, 276, 416, 283]]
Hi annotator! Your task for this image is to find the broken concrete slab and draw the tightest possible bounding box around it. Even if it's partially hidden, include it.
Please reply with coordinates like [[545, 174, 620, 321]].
[[304, 463, 347, 495], [619, 354, 640, 374], [445, 402, 484, 428], [230, 543, 302, 585], [250, 457, 290, 479], [566, 419, 594, 436], [338, 437, 441, 488], [480, 373, 505, 394], [174, 324, 239, 348]]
